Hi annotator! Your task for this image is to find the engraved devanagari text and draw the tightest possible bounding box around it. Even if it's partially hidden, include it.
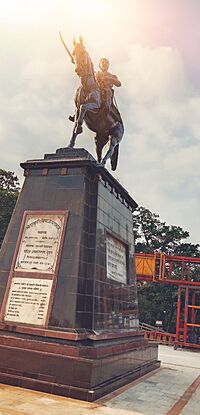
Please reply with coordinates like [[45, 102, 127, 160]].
[[106, 234, 127, 283], [15, 214, 65, 273], [4, 278, 53, 325]]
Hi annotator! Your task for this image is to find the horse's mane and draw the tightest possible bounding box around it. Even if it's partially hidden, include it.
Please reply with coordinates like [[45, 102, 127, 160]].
[[77, 43, 96, 79], [84, 48, 96, 78]]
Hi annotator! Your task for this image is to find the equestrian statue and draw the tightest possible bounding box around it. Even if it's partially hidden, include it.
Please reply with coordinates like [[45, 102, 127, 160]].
[[60, 34, 124, 171]]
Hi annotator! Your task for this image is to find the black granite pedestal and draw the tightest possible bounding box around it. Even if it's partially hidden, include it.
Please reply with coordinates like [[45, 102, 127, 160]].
[[0, 148, 159, 401]]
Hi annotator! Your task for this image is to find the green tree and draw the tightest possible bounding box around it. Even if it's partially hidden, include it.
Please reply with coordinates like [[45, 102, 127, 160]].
[[133, 206, 200, 332], [0, 169, 20, 247]]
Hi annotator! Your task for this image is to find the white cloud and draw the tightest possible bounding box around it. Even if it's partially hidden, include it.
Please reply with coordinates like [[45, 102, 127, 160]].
[[0, 18, 199, 244], [114, 44, 200, 243]]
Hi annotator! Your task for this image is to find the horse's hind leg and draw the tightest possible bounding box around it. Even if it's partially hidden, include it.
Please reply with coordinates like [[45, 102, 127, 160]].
[[68, 127, 77, 148], [111, 144, 119, 171], [95, 135, 102, 163], [101, 136, 117, 167], [95, 134, 109, 163], [101, 123, 123, 169]]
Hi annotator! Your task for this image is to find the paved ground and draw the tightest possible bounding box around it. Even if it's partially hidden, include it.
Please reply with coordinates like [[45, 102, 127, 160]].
[[100, 346, 200, 414], [0, 345, 199, 415]]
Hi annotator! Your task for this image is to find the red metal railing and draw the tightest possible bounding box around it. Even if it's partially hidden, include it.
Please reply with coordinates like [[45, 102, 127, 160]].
[[144, 331, 176, 346]]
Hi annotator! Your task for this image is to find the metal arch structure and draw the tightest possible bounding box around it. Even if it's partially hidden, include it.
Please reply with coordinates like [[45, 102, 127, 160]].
[[135, 253, 200, 349], [135, 253, 200, 286]]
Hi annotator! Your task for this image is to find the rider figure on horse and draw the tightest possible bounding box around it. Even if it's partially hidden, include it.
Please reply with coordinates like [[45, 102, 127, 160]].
[[69, 57, 121, 125], [60, 34, 124, 170], [96, 58, 121, 112]]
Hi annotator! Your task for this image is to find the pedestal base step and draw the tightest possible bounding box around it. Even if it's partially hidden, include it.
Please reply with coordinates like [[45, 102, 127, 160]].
[[0, 331, 160, 401], [0, 360, 160, 401]]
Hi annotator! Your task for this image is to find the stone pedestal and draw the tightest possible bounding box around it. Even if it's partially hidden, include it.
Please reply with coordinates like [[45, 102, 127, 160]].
[[0, 148, 159, 401]]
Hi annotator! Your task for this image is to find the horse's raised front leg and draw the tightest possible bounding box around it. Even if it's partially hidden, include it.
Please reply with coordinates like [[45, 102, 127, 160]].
[[68, 101, 99, 147], [75, 89, 101, 134]]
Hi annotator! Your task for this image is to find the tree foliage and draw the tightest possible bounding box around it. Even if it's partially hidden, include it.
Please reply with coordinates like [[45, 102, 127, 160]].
[[0, 169, 20, 247], [133, 206, 200, 332]]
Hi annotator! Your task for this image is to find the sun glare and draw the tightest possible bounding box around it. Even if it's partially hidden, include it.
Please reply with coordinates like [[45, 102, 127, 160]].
[[0, 0, 108, 26], [74, 0, 106, 16], [0, 0, 49, 23]]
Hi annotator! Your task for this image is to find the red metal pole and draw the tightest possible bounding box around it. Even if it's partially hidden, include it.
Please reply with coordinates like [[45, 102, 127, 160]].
[[169, 260, 172, 280], [181, 260, 185, 280], [187, 262, 190, 281], [183, 287, 189, 344], [176, 286, 181, 342], [191, 290, 196, 325]]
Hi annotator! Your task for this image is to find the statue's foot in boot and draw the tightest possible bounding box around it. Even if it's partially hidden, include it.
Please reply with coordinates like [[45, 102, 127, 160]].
[[69, 115, 75, 122]]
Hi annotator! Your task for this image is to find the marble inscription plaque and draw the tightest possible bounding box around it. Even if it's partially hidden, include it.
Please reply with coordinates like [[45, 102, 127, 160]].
[[106, 234, 127, 283], [4, 277, 53, 325], [15, 214, 65, 273]]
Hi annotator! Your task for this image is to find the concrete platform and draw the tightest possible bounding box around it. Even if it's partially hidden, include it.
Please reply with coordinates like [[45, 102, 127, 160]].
[[0, 345, 199, 415]]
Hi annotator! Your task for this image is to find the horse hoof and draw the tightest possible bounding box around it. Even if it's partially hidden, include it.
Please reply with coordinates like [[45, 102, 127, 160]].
[[75, 125, 83, 134], [67, 143, 75, 148], [96, 162, 102, 168]]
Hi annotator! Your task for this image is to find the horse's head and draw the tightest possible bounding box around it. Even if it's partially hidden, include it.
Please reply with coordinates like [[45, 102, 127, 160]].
[[72, 37, 92, 79]]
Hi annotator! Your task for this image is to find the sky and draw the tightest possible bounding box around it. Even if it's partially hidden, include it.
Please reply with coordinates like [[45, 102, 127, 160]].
[[0, 0, 200, 244]]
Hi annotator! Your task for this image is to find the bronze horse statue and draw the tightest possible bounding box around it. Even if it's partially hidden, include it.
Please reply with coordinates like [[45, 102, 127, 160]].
[[60, 35, 124, 170]]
